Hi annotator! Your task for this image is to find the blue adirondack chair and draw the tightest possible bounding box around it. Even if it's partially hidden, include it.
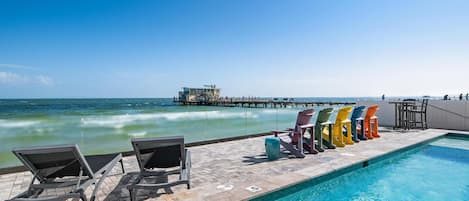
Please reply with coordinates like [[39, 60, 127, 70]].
[[350, 106, 366, 142]]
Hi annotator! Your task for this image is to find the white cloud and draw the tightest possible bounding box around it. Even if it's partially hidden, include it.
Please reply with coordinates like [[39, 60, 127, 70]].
[[0, 71, 29, 84], [0, 71, 54, 86], [36, 75, 54, 86]]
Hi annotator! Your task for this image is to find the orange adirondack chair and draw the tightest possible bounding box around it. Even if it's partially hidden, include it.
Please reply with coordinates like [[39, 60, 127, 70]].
[[363, 105, 380, 139]]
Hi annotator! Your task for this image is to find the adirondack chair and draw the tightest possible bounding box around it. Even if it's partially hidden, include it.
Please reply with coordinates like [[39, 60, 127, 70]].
[[322, 106, 354, 147], [314, 107, 335, 151], [363, 105, 380, 139], [350, 106, 366, 142], [272, 109, 316, 158]]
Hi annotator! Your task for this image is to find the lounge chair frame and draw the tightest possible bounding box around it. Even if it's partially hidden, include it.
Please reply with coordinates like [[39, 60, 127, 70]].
[[128, 136, 191, 201], [9, 144, 123, 201]]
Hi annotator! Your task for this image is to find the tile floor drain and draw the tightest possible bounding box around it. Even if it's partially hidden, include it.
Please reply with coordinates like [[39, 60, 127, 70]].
[[216, 184, 234, 191], [246, 185, 262, 192]]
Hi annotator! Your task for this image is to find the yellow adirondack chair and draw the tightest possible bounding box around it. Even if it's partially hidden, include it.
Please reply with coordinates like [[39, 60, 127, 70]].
[[322, 106, 354, 147]]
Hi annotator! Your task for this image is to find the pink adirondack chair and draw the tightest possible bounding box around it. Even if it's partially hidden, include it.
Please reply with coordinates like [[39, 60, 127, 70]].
[[272, 109, 317, 158]]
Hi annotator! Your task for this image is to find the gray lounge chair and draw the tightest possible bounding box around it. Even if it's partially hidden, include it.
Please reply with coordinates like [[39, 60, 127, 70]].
[[8, 144, 123, 201], [127, 136, 191, 201]]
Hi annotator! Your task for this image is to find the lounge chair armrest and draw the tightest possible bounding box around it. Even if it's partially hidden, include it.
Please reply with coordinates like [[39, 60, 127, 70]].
[[128, 180, 189, 190], [140, 169, 179, 177], [184, 149, 191, 170], [183, 149, 191, 185], [30, 181, 78, 189]]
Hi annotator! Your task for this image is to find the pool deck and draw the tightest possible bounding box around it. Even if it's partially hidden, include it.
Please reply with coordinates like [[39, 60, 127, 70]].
[[1, 128, 468, 201]]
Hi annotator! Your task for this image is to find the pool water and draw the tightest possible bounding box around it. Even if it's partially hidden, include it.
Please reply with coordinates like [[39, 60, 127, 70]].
[[253, 136, 469, 201]]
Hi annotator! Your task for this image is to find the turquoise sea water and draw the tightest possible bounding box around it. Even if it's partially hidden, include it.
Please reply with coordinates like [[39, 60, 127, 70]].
[[0, 98, 362, 168], [253, 136, 469, 201]]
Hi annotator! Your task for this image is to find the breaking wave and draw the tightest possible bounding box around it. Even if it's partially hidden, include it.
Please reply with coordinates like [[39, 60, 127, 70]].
[[81, 111, 258, 128], [261, 109, 299, 114], [128, 131, 147, 137], [0, 119, 40, 128]]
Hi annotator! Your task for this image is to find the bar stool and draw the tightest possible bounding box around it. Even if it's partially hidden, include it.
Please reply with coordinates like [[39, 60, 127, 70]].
[[399, 99, 416, 130], [408, 99, 429, 129]]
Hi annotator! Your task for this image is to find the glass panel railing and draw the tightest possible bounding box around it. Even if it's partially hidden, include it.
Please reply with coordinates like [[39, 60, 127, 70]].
[[0, 98, 353, 169]]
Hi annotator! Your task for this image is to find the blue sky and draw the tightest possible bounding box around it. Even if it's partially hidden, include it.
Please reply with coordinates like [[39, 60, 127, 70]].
[[1, 0, 468, 98]]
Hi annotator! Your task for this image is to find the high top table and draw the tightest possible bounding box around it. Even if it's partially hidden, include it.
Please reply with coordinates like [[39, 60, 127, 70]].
[[388, 100, 416, 130]]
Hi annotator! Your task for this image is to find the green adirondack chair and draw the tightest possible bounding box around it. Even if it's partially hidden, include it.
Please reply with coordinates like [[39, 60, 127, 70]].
[[314, 107, 335, 151]]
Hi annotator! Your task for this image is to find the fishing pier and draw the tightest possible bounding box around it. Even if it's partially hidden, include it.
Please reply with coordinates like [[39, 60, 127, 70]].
[[174, 85, 355, 108], [173, 98, 355, 108]]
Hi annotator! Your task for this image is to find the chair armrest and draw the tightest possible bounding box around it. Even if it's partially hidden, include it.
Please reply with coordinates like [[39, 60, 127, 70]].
[[271, 130, 290, 135], [355, 117, 364, 121], [299, 124, 315, 129], [320, 121, 333, 126]]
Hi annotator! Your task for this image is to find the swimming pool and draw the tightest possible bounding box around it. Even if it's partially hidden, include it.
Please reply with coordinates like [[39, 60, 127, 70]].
[[251, 135, 469, 201]]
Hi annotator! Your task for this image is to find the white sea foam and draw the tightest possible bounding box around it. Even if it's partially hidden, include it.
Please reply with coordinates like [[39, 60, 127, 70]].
[[34, 128, 55, 133], [261, 109, 298, 114], [0, 119, 40, 128], [128, 131, 147, 137], [80, 111, 258, 128]]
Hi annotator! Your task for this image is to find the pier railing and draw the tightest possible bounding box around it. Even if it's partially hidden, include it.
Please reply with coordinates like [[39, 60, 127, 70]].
[[173, 97, 355, 108]]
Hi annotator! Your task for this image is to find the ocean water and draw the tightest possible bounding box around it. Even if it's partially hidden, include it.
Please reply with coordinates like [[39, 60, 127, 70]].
[[253, 137, 469, 201], [0, 98, 363, 168]]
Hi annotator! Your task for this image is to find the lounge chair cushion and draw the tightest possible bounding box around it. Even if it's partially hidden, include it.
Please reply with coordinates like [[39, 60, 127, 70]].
[[85, 153, 121, 174], [25, 152, 120, 179], [141, 145, 181, 169], [24, 151, 81, 179]]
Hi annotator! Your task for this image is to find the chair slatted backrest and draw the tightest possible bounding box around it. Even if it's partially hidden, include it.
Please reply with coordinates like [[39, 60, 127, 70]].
[[295, 109, 314, 125], [421, 99, 429, 112], [316, 108, 334, 124], [12, 144, 94, 182], [131, 136, 185, 171], [336, 106, 353, 123], [315, 108, 333, 133], [294, 109, 314, 131], [365, 105, 379, 119], [350, 106, 366, 121]]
